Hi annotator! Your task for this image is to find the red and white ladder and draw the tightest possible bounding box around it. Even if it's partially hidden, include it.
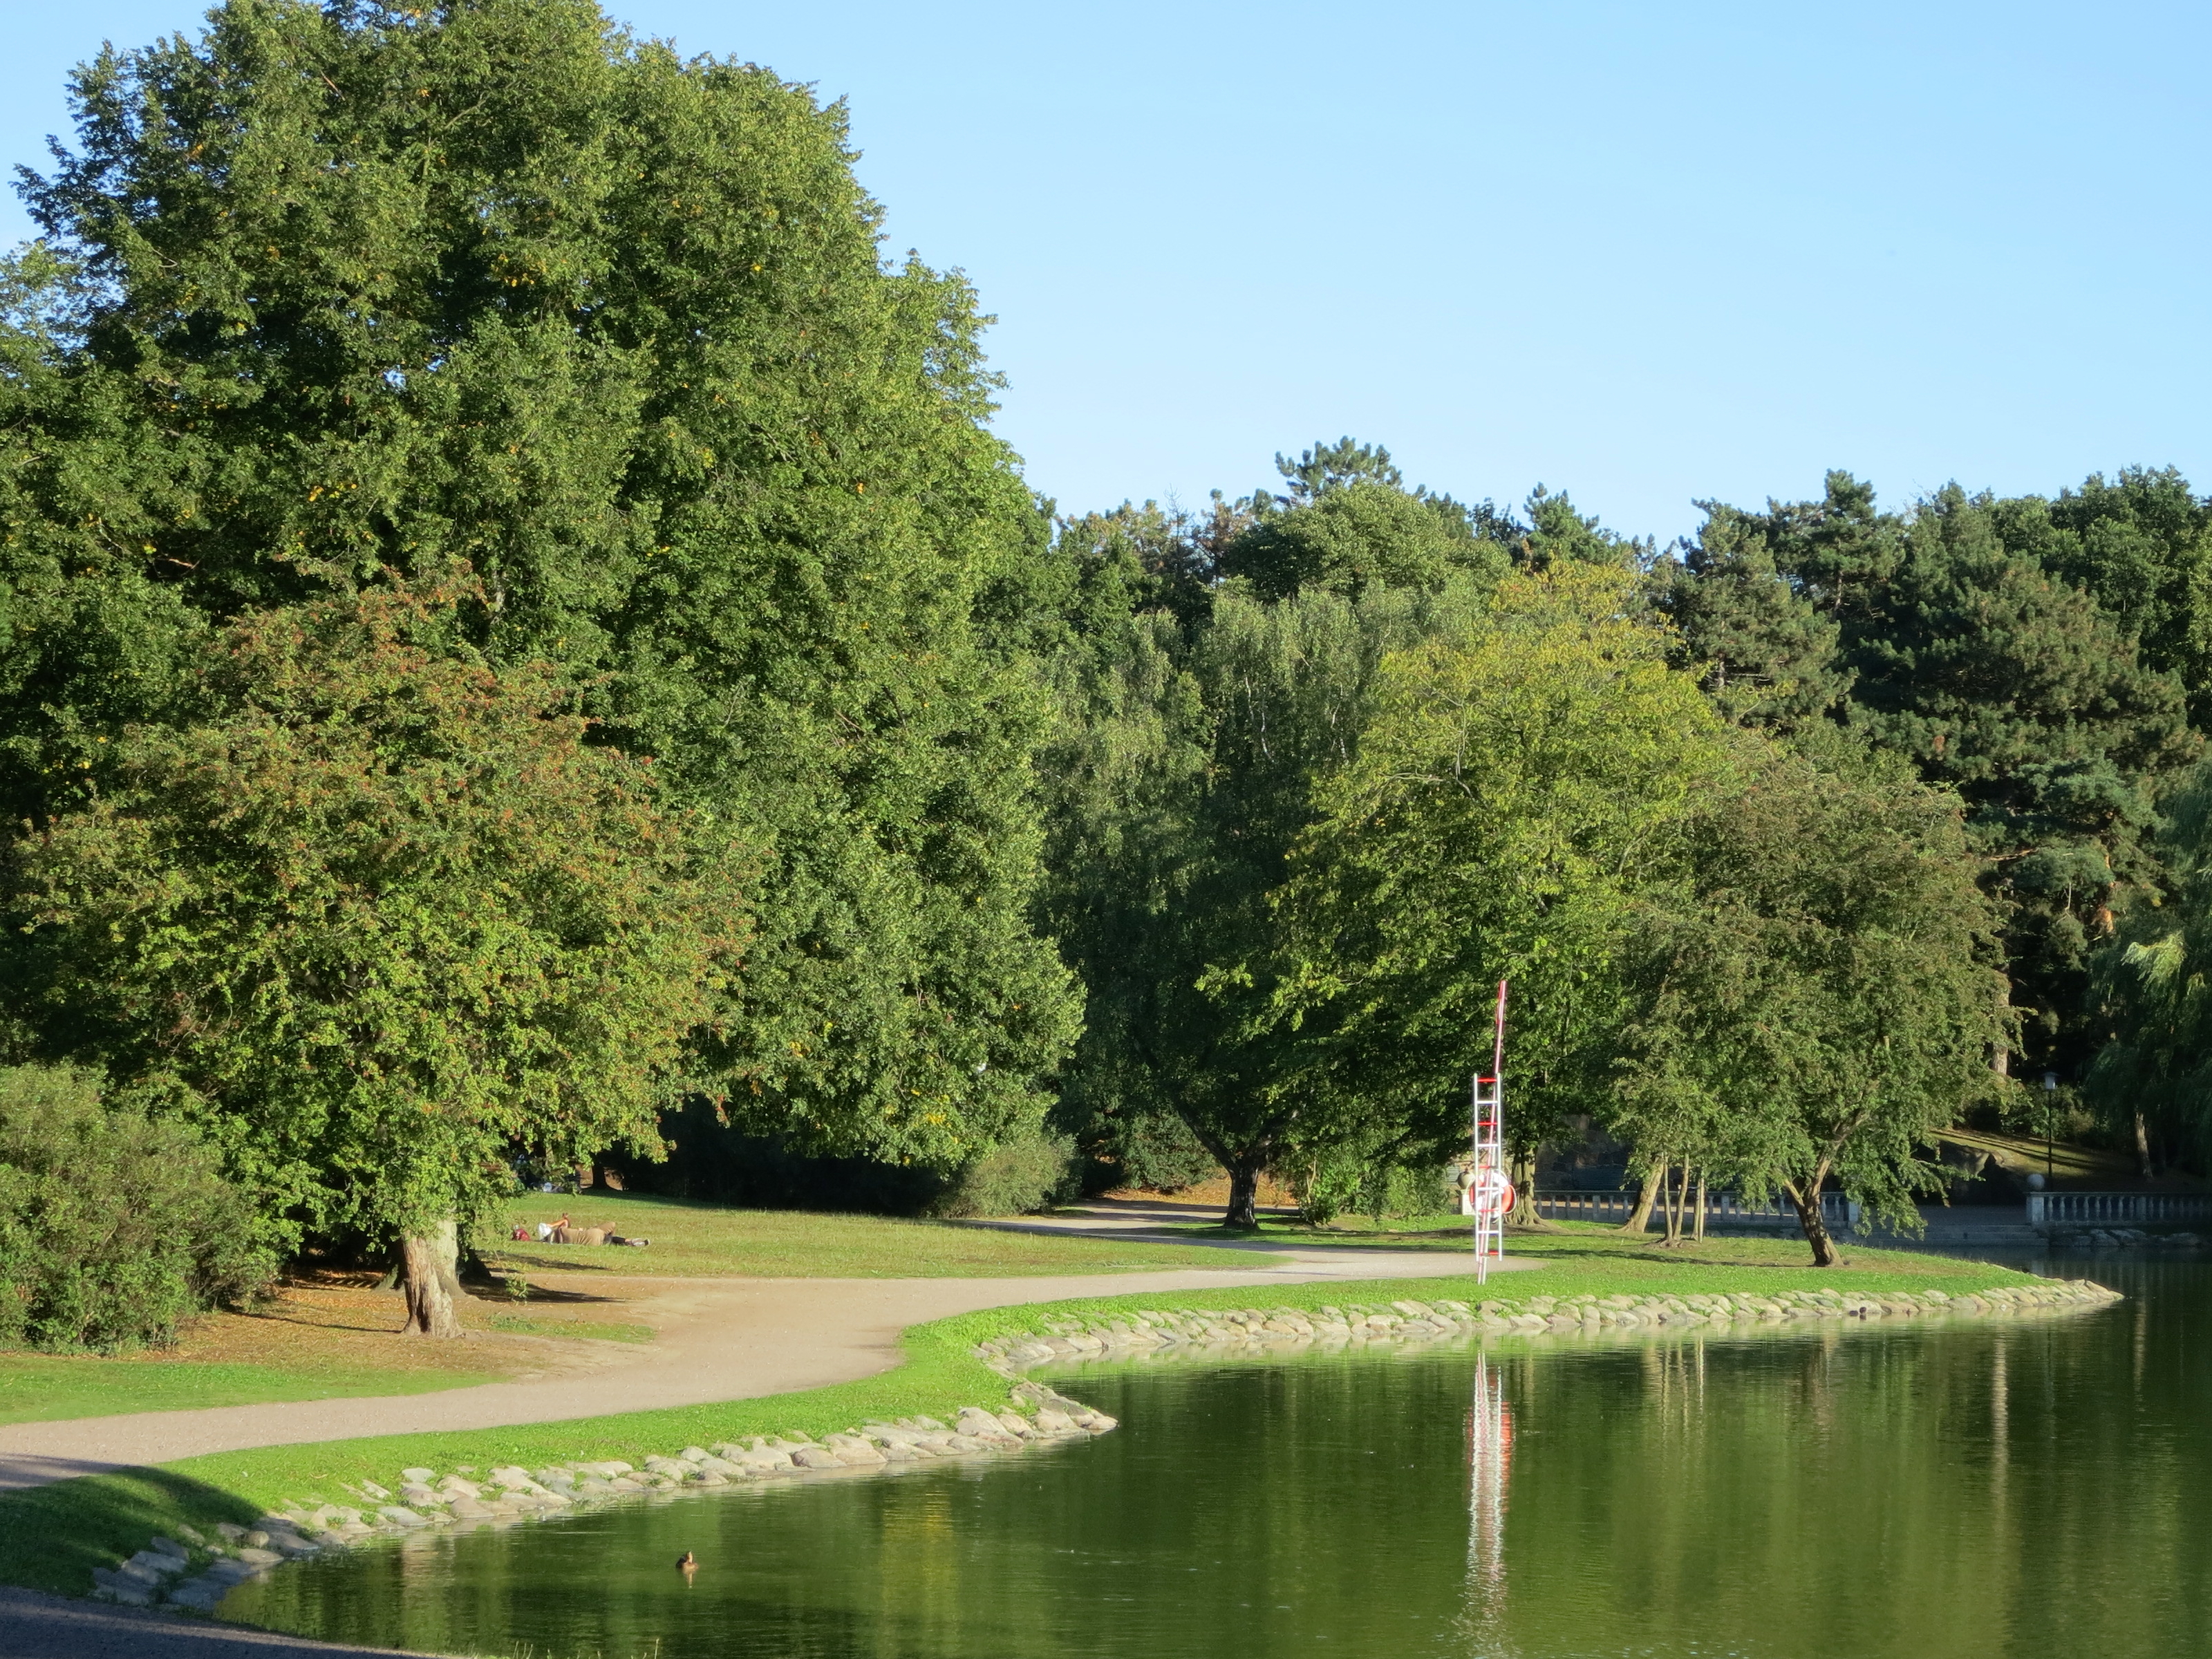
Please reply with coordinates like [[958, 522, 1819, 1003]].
[[1467, 980, 1510, 1282]]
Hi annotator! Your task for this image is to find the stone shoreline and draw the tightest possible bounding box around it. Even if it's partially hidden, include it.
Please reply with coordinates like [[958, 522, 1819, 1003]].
[[972, 1275, 2124, 1371], [91, 1378, 1118, 1615], [89, 1273, 2117, 1617]]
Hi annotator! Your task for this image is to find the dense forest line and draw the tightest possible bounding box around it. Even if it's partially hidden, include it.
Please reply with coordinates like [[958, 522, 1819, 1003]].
[[3, 0, 2209, 1338]]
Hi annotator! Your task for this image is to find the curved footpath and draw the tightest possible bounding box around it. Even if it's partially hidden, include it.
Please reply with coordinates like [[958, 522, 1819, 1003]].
[[0, 1238, 1521, 1492], [0, 1232, 1525, 1658]]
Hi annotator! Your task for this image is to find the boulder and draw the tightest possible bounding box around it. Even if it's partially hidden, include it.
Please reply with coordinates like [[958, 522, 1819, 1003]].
[[823, 1434, 887, 1466]]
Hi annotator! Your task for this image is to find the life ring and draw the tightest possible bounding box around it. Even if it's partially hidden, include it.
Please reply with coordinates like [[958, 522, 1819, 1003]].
[[1472, 1168, 1515, 1216]]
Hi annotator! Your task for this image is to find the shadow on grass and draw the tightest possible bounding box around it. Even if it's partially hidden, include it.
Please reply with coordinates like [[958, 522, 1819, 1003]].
[[0, 1465, 263, 1597]]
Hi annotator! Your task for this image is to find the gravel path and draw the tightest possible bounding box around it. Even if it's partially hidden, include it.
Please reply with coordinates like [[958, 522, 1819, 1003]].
[[0, 1237, 1520, 1492]]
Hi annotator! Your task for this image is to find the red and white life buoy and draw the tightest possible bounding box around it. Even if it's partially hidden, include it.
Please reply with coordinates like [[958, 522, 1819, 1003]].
[[1472, 1168, 1515, 1216]]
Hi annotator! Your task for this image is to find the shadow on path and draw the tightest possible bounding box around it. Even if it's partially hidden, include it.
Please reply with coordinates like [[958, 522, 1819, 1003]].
[[0, 1586, 432, 1659]]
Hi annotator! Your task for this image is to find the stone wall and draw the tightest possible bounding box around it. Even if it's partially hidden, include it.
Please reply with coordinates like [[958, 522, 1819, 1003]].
[[91, 1378, 1116, 1614], [971, 1278, 2123, 1371]]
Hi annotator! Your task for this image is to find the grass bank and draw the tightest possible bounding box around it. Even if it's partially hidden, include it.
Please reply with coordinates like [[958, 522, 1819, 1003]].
[[0, 1208, 1272, 1427], [0, 1354, 497, 1429], [0, 1229, 2079, 1601], [1150, 1212, 1901, 1257], [485, 1193, 1270, 1277]]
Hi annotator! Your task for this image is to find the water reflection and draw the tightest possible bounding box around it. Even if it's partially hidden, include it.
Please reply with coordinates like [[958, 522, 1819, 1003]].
[[222, 1256, 2212, 1659], [1461, 1356, 1512, 1651]]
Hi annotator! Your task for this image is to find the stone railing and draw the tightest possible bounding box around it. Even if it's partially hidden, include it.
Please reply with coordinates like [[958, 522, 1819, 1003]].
[[1535, 1188, 1860, 1231], [2026, 1190, 2212, 1230]]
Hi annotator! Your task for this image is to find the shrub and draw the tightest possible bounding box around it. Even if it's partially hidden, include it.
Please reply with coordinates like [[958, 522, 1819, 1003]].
[[0, 1066, 276, 1351], [928, 1126, 1080, 1219], [1292, 1153, 1459, 1226]]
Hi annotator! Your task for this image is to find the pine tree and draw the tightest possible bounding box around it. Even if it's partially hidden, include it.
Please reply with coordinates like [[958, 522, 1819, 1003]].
[[1663, 502, 1848, 730], [1701, 473, 2195, 1083]]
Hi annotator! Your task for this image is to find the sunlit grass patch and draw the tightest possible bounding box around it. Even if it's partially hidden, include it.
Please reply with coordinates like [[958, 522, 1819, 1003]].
[[486, 1192, 1276, 1279]]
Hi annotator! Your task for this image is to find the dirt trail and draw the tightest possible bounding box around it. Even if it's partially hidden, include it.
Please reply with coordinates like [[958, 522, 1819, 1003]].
[[0, 1241, 1521, 1492]]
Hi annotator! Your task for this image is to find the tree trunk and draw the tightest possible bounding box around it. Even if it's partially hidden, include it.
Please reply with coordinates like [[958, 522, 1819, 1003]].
[[1620, 1161, 1661, 1235], [1224, 1161, 1262, 1230], [1694, 1168, 1707, 1243], [1783, 1179, 1839, 1268], [2135, 1110, 2155, 1180], [1507, 1143, 1544, 1228], [402, 1218, 465, 1338]]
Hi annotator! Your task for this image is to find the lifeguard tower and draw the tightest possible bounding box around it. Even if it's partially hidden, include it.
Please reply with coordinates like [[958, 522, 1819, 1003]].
[[1465, 980, 1510, 1282]]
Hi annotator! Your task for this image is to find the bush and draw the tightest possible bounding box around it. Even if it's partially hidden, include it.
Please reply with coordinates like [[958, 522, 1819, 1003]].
[[603, 1105, 1082, 1219], [0, 1066, 276, 1351], [1291, 1154, 1458, 1226], [928, 1126, 1079, 1219]]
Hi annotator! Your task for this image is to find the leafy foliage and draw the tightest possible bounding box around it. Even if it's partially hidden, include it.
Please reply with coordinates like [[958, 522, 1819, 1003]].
[[0, 1065, 274, 1351], [1264, 566, 1730, 1185], [1609, 743, 2009, 1257], [1219, 440, 1512, 601], [3, 583, 742, 1250], [2087, 758, 2212, 1165], [1684, 471, 2197, 1082], [0, 0, 1078, 1183]]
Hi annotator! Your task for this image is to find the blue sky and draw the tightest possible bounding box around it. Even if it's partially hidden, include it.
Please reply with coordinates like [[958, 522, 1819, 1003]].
[[5, 1, 2206, 545]]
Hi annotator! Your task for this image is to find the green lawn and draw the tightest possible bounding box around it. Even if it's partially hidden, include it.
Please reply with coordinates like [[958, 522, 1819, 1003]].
[[0, 1236, 2089, 1600], [0, 1353, 496, 1428], [1147, 1212, 1962, 1270], [487, 1192, 1275, 1277]]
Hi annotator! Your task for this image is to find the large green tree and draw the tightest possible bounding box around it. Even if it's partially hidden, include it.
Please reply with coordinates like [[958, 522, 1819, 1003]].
[[1259, 565, 1730, 1215], [1, 0, 1076, 1177], [1218, 439, 1512, 602], [1683, 472, 2195, 1085], [2, 583, 742, 1333], [2086, 756, 2212, 1172], [1038, 578, 1474, 1224], [1609, 742, 2009, 1264]]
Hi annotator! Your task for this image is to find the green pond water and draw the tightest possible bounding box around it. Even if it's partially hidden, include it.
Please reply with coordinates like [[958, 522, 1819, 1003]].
[[221, 1253, 2211, 1658]]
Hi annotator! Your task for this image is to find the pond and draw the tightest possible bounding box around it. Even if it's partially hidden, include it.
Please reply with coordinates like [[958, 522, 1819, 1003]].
[[221, 1253, 2212, 1658]]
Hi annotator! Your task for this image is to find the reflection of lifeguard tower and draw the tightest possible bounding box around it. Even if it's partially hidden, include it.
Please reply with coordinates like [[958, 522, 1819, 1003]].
[[1465, 980, 1510, 1283], [1463, 1354, 1513, 1623]]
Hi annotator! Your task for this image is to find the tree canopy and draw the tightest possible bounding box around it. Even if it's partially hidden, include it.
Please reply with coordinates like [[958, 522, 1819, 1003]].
[[5, 0, 2210, 1280], [0, 0, 1078, 1219], [1, 582, 742, 1326]]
